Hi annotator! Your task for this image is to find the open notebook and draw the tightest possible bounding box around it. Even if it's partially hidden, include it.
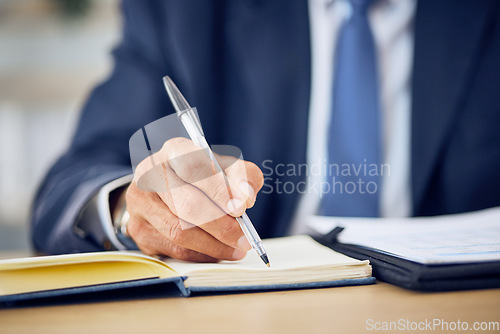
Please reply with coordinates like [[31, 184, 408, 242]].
[[0, 236, 373, 304]]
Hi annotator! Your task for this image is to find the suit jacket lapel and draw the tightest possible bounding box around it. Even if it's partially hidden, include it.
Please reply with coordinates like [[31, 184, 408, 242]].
[[411, 0, 493, 214]]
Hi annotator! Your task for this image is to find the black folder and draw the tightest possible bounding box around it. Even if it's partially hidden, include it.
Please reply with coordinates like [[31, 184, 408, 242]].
[[315, 227, 500, 291]]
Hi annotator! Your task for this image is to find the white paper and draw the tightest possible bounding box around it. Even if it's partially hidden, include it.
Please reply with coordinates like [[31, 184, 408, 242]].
[[307, 207, 500, 264], [164, 235, 371, 287], [165, 235, 363, 274]]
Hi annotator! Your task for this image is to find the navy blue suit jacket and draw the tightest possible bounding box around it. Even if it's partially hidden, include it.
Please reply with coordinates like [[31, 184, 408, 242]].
[[32, 0, 500, 254]]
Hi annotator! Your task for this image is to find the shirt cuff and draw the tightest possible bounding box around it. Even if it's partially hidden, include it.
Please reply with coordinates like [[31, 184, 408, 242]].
[[75, 174, 134, 250]]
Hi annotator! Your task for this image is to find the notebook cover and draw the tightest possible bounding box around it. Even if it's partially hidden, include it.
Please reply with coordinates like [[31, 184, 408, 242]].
[[0, 276, 189, 307], [0, 274, 375, 307], [187, 277, 375, 294], [315, 228, 500, 291]]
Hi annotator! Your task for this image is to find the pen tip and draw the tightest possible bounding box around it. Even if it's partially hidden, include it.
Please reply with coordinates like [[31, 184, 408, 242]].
[[260, 254, 270, 268]]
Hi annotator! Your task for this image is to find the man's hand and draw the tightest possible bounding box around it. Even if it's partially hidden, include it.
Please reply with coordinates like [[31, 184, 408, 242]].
[[124, 137, 264, 262]]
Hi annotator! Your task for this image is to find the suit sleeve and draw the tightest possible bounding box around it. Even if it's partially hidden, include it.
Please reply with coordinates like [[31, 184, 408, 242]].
[[31, 0, 173, 254]]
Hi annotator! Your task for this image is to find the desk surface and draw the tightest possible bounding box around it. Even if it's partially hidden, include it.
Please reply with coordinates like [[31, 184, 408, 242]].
[[1, 254, 499, 334]]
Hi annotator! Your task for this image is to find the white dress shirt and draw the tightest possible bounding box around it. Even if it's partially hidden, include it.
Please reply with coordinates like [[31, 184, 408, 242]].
[[289, 0, 416, 234]]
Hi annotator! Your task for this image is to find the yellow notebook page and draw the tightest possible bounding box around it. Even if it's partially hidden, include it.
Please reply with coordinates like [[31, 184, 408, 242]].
[[0, 252, 178, 296]]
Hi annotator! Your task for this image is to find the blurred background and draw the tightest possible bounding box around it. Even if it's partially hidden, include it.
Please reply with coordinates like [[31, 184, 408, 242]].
[[0, 0, 121, 251]]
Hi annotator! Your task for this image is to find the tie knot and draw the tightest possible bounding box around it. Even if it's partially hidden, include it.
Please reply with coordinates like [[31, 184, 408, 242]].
[[348, 0, 376, 14]]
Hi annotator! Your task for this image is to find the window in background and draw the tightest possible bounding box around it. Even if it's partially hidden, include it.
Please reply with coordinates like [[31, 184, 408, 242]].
[[0, 0, 121, 250]]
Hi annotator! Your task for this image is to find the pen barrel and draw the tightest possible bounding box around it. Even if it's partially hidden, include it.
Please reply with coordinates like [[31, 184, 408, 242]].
[[178, 108, 208, 148], [163, 79, 269, 264], [236, 214, 267, 257], [177, 107, 268, 261], [178, 108, 204, 141]]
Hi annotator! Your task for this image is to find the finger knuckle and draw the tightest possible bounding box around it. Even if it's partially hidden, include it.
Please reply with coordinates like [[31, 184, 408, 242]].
[[153, 214, 170, 235], [165, 137, 198, 160], [175, 191, 197, 219], [167, 217, 187, 244], [218, 222, 240, 242], [171, 244, 191, 260], [163, 137, 190, 152], [177, 155, 212, 181], [211, 179, 231, 205]]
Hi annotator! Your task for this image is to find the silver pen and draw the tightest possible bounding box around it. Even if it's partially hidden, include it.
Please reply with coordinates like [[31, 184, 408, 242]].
[[163, 76, 270, 267]]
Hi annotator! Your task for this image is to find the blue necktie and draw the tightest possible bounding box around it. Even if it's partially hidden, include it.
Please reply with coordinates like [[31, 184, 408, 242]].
[[320, 0, 381, 217]]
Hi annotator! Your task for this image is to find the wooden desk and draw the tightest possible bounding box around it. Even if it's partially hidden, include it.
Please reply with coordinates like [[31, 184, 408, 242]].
[[1, 282, 499, 333], [1, 254, 499, 334]]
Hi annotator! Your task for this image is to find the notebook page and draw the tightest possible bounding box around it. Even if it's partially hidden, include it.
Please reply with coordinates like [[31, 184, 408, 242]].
[[164, 235, 365, 275]]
